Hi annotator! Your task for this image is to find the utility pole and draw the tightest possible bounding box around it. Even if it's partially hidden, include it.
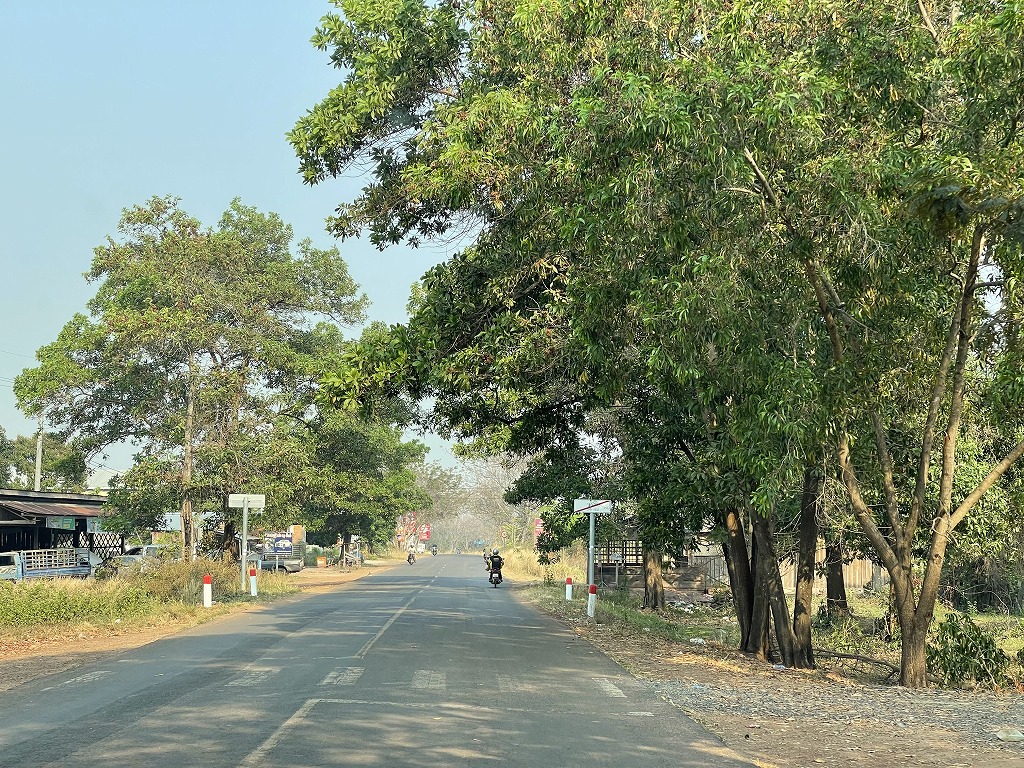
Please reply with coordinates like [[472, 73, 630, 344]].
[[34, 412, 43, 492]]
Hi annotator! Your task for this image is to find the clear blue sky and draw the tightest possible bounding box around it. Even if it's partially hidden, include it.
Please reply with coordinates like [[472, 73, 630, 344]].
[[0, 1, 455, 477]]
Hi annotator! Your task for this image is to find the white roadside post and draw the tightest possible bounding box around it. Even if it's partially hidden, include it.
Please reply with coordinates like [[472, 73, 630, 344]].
[[565, 577, 573, 601], [228, 493, 267, 591], [249, 567, 258, 597], [587, 584, 597, 618], [202, 573, 212, 608]]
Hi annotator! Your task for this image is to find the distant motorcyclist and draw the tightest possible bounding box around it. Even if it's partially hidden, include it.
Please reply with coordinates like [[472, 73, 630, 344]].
[[406, 541, 417, 564], [430, 544, 438, 556], [487, 548, 504, 584]]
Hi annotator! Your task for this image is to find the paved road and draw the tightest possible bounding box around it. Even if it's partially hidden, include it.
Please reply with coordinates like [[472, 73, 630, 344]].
[[0, 556, 750, 767]]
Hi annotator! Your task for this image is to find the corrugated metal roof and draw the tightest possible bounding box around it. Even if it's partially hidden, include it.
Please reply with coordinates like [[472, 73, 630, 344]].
[[0, 500, 103, 518]]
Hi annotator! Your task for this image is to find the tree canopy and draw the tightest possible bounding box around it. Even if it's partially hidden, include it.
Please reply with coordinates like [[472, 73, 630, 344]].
[[15, 196, 427, 555], [295, 0, 1024, 686]]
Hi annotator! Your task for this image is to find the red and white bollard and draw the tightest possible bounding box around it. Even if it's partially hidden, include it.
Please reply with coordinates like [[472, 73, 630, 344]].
[[587, 583, 597, 618], [565, 577, 573, 601], [202, 573, 213, 608], [249, 567, 258, 597]]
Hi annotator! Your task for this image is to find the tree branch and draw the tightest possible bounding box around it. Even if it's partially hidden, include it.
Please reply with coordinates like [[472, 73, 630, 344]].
[[907, 271, 964, 543], [871, 411, 903, 551], [951, 437, 1024, 530], [917, 0, 941, 44]]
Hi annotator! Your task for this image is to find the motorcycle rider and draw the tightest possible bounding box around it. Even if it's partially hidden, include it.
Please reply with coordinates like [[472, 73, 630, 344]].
[[431, 544, 438, 556], [487, 548, 504, 583], [406, 541, 417, 564]]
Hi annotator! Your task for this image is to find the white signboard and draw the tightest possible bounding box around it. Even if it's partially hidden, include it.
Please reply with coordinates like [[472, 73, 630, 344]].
[[228, 494, 266, 509], [573, 498, 613, 514]]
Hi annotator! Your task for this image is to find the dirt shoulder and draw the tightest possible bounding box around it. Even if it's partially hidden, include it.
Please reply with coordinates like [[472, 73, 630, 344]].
[[0, 562, 393, 693], [517, 584, 1024, 768]]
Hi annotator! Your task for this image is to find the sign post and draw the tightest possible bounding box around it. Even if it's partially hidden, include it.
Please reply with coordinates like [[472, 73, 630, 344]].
[[573, 498, 613, 588], [228, 494, 266, 591]]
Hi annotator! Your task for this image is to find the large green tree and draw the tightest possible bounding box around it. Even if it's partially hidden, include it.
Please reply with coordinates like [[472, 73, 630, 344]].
[[293, 0, 1024, 686], [16, 196, 369, 557]]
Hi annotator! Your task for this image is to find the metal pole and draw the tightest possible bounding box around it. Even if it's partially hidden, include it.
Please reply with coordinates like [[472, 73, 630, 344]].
[[34, 413, 43, 492], [240, 497, 249, 591], [587, 510, 596, 586]]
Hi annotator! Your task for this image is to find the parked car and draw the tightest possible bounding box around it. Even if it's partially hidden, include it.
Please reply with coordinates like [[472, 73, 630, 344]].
[[109, 544, 169, 569]]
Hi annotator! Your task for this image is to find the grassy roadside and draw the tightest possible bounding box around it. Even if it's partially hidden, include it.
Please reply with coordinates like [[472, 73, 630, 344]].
[[0, 557, 397, 661]]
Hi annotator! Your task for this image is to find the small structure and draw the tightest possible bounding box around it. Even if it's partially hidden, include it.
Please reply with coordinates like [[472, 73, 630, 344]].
[[0, 488, 123, 560]]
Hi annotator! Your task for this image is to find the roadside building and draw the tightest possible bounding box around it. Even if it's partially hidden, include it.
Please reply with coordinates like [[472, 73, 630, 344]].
[[0, 488, 123, 560]]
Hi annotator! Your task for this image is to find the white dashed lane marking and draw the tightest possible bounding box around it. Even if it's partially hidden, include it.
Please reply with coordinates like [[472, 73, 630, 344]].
[[227, 667, 280, 687], [319, 667, 365, 686], [42, 670, 111, 691], [412, 670, 447, 690], [592, 678, 627, 698]]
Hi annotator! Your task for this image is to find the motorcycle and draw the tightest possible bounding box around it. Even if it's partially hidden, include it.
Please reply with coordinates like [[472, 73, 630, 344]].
[[407, 552, 416, 565], [430, 545, 438, 556], [488, 569, 502, 587]]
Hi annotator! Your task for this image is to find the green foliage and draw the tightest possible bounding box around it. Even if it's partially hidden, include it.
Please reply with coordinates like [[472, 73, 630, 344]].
[[0, 430, 88, 491], [0, 579, 156, 627], [0, 559, 301, 630], [294, 0, 1024, 685], [12, 196, 413, 551], [927, 612, 1011, 689]]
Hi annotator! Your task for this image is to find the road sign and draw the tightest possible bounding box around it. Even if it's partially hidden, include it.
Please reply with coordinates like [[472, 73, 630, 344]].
[[228, 494, 265, 509], [574, 499, 613, 587], [573, 498, 612, 514], [500, 530, 508, 541], [228, 494, 266, 591]]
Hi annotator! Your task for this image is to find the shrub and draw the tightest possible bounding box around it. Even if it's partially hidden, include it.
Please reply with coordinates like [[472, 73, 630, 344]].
[[0, 578, 157, 627], [138, 558, 246, 603], [927, 611, 1010, 688]]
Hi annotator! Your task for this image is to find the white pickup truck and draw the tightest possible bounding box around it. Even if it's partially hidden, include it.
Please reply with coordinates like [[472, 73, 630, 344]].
[[0, 548, 95, 582]]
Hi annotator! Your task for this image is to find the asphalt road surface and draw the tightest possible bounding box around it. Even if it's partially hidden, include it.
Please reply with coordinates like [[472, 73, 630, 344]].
[[0, 555, 751, 767]]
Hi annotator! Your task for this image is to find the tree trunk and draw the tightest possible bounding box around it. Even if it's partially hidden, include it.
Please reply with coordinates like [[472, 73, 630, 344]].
[[743, 518, 771, 659], [223, 519, 239, 561], [793, 467, 820, 668], [900, 616, 930, 688], [180, 374, 196, 561], [753, 512, 799, 668], [825, 534, 848, 615], [722, 508, 755, 647], [643, 546, 665, 610]]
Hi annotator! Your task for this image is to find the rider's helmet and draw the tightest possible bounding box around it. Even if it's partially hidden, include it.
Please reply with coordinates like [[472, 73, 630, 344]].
[[492, 548, 499, 555]]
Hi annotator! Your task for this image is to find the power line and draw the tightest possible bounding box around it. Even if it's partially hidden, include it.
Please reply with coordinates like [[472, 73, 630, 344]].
[[0, 348, 34, 359]]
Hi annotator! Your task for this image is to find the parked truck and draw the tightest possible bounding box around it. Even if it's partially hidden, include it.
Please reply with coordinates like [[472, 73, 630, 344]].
[[0, 548, 94, 582], [247, 534, 305, 573]]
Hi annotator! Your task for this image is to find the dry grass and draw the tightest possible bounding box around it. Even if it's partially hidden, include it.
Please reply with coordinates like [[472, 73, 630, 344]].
[[501, 544, 588, 585]]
